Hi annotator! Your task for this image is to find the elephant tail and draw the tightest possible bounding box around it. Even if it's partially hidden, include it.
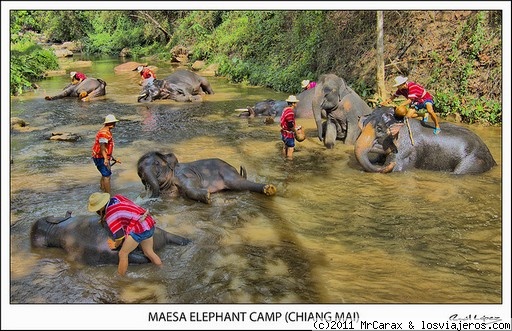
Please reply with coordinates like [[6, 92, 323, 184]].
[[239, 165, 247, 179]]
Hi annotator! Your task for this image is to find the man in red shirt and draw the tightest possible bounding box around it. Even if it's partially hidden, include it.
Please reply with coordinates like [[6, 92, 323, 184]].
[[301, 79, 317, 91], [134, 65, 156, 85], [70, 71, 87, 84], [385, 76, 441, 134], [91, 114, 119, 194], [280, 95, 300, 160], [87, 192, 162, 276]]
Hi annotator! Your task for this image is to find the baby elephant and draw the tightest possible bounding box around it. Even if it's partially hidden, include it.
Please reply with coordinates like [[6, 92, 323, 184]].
[[137, 151, 277, 203]]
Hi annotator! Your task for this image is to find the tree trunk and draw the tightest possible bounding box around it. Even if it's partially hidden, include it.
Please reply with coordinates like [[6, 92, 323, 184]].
[[376, 11, 386, 101]]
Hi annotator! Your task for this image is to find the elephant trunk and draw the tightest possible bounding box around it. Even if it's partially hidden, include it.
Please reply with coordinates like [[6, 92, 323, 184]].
[[315, 118, 324, 141], [139, 166, 163, 198], [354, 124, 395, 173]]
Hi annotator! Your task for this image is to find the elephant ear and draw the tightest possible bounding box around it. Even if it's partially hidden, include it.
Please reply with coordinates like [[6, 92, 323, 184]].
[[164, 153, 179, 170], [378, 109, 402, 153], [45, 211, 73, 224]]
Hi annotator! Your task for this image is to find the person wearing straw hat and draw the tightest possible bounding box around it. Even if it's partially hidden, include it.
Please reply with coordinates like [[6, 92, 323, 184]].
[[87, 192, 162, 276], [384, 75, 441, 135], [301, 79, 316, 91], [133, 65, 156, 86], [70, 71, 87, 85], [280, 95, 301, 160], [91, 114, 120, 194]]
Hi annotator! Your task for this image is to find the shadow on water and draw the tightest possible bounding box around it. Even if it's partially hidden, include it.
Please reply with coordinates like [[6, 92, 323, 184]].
[[9, 58, 503, 304]]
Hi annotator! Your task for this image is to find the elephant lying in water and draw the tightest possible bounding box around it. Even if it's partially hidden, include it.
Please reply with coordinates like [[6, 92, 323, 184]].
[[30, 212, 190, 265], [44, 78, 107, 101], [312, 74, 373, 148], [137, 151, 277, 203], [239, 88, 316, 119], [137, 69, 214, 102], [354, 107, 497, 174]]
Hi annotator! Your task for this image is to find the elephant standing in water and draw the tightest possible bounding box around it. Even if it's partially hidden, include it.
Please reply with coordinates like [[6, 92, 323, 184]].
[[137, 69, 214, 102], [312, 74, 373, 148], [137, 151, 277, 203], [44, 78, 107, 101], [30, 212, 190, 266], [354, 107, 497, 174]]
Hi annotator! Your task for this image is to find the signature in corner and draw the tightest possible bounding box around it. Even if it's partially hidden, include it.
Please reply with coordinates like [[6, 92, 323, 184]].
[[449, 314, 502, 324]]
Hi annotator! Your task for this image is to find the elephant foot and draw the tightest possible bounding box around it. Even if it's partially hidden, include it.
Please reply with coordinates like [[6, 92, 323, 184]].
[[263, 184, 277, 196]]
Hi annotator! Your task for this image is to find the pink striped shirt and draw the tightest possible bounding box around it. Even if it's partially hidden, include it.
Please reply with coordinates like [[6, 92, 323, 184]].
[[280, 106, 296, 139], [394, 81, 433, 104], [104, 195, 155, 239]]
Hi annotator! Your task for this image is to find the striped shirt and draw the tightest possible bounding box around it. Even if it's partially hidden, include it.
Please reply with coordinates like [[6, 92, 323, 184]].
[[141, 68, 156, 79], [280, 106, 296, 139], [73, 72, 87, 81], [104, 195, 155, 240], [91, 127, 114, 159], [394, 81, 433, 104]]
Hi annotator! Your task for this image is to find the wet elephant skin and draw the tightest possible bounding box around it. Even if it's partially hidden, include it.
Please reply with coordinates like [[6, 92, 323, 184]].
[[30, 213, 190, 265]]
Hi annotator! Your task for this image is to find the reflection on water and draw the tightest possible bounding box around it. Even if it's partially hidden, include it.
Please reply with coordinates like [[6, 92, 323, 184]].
[[9, 58, 502, 304]]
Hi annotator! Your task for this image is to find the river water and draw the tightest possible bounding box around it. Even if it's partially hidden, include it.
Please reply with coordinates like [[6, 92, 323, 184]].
[[6, 57, 506, 308]]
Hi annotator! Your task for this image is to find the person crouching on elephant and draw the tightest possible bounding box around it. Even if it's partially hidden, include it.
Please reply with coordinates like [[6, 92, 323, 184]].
[[301, 79, 316, 91], [384, 75, 441, 135], [70, 71, 87, 85], [280, 95, 300, 160], [87, 192, 162, 276], [134, 65, 156, 86], [91, 114, 119, 194]]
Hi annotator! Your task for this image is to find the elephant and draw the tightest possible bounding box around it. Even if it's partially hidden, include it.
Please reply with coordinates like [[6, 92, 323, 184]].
[[137, 151, 277, 203], [137, 69, 214, 102], [30, 211, 191, 266], [312, 73, 373, 148], [44, 78, 107, 101], [354, 107, 497, 174], [239, 99, 287, 118], [239, 88, 316, 119]]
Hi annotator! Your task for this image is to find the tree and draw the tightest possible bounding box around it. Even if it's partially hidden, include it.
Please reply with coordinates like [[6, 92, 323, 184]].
[[376, 11, 386, 101]]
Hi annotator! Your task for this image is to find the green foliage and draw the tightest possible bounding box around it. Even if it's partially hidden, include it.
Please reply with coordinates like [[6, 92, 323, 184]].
[[10, 39, 58, 95], [428, 11, 501, 125], [10, 10, 502, 125]]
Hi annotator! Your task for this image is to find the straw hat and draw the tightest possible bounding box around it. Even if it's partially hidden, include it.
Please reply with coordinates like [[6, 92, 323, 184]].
[[286, 95, 299, 103], [69, 71, 77, 78], [301, 80, 310, 89], [104, 114, 119, 124], [87, 192, 110, 212], [134, 65, 144, 72], [393, 76, 408, 87]]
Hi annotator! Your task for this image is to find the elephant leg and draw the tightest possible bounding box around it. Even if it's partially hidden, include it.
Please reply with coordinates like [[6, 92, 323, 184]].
[[174, 175, 211, 203], [453, 155, 488, 174], [82, 86, 105, 102], [180, 184, 211, 204], [224, 178, 276, 196]]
